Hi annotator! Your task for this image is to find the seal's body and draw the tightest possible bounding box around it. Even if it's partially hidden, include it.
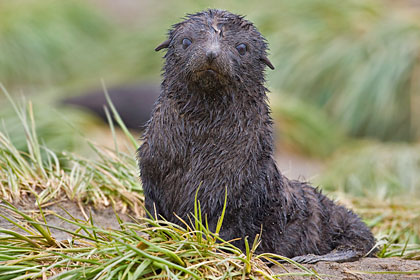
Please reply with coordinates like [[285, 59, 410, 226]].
[[138, 9, 375, 263]]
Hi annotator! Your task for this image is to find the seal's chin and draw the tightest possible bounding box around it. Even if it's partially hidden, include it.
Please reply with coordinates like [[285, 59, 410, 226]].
[[197, 68, 219, 76], [191, 68, 227, 91]]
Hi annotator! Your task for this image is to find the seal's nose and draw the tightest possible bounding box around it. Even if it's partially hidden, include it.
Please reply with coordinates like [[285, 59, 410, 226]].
[[206, 50, 218, 63]]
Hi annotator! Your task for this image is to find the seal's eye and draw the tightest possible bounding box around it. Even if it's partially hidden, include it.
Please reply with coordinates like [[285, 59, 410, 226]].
[[236, 43, 247, 55], [182, 38, 192, 49]]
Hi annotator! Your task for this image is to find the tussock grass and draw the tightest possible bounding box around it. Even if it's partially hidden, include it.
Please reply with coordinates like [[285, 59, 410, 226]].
[[0, 86, 142, 215], [265, 0, 420, 141], [0, 197, 319, 279], [0, 0, 112, 86], [0, 200, 282, 280], [0, 0, 165, 90]]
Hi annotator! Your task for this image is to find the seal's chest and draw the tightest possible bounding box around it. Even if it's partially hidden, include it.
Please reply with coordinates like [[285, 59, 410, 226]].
[[183, 119, 245, 147]]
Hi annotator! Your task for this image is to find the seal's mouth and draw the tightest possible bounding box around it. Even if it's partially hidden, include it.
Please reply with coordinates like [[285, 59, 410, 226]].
[[197, 67, 219, 75], [204, 69, 217, 74]]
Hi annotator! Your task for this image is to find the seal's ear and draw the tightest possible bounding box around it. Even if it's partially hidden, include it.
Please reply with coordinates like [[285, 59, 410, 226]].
[[155, 39, 171, 51], [260, 56, 275, 70]]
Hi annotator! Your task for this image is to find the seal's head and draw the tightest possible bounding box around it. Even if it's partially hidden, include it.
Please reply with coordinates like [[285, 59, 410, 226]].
[[155, 9, 274, 93]]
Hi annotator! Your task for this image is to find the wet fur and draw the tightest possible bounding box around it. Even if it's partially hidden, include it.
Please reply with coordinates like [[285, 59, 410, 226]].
[[138, 9, 375, 261]]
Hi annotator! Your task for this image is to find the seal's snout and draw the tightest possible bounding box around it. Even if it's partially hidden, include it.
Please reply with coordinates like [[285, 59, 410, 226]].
[[204, 40, 221, 64], [190, 41, 229, 90], [206, 50, 218, 63]]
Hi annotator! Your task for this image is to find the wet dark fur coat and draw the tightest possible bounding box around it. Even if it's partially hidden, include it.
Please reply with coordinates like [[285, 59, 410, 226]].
[[138, 9, 375, 262]]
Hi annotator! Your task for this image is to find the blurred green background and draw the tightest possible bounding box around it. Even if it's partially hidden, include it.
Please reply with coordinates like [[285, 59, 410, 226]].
[[1, 0, 420, 200]]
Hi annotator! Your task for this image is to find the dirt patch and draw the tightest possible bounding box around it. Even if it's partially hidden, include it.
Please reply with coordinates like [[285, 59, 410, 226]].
[[272, 257, 420, 279], [0, 198, 135, 241]]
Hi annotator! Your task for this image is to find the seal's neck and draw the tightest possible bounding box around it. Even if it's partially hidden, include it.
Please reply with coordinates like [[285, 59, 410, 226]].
[[163, 75, 267, 105], [173, 88, 266, 123]]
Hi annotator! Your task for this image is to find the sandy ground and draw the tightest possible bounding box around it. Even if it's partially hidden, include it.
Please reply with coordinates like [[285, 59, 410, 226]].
[[273, 258, 420, 279]]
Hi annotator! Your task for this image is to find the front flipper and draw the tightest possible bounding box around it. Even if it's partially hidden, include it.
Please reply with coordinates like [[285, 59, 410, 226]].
[[291, 250, 359, 264]]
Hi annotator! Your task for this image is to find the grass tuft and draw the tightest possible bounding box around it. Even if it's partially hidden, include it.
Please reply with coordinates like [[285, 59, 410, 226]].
[[0, 198, 316, 279], [0, 86, 142, 214]]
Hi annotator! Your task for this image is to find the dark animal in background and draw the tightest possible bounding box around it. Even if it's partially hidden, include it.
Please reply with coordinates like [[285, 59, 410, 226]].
[[62, 84, 160, 130], [138, 9, 375, 263]]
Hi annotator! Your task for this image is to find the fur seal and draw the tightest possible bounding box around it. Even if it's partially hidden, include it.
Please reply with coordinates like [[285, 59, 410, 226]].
[[138, 9, 375, 263]]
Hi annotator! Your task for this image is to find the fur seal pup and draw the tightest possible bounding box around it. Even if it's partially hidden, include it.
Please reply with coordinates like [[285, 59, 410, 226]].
[[138, 9, 375, 263]]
